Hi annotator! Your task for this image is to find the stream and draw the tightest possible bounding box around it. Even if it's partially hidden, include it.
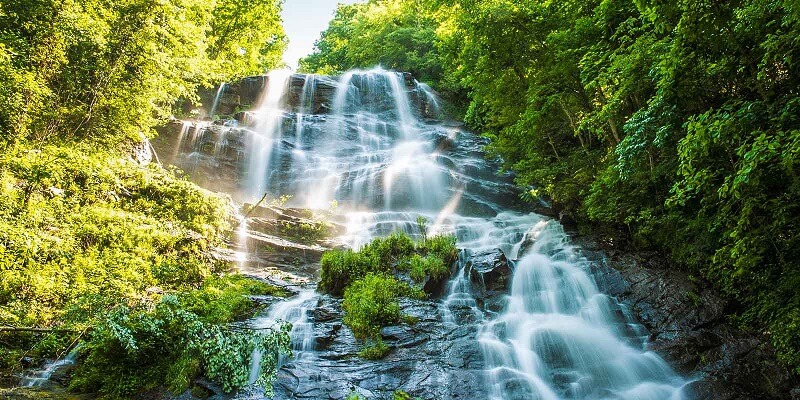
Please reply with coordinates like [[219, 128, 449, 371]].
[[168, 68, 689, 399]]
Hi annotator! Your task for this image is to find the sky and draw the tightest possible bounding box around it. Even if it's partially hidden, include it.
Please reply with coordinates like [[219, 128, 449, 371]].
[[281, 0, 362, 69]]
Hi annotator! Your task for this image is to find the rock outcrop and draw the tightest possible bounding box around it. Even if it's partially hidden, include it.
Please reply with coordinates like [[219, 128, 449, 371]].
[[266, 295, 487, 400]]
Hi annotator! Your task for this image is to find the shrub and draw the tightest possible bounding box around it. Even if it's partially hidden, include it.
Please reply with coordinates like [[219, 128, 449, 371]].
[[71, 290, 291, 397], [318, 232, 457, 297], [0, 145, 292, 395], [361, 232, 415, 266], [393, 390, 423, 400], [180, 275, 287, 324], [0, 145, 232, 328], [408, 254, 449, 283], [320, 232, 455, 358], [342, 274, 411, 340], [318, 249, 378, 296], [417, 234, 458, 265]]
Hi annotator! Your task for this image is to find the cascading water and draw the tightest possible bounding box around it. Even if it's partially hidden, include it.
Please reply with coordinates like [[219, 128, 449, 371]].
[[20, 346, 80, 387], [248, 289, 317, 385], [166, 67, 689, 399], [480, 220, 686, 400]]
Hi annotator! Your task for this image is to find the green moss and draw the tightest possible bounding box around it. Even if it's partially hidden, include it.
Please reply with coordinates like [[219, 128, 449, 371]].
[[180, 275, 287, 324], [357, 339, 390, 360], [278, 219, 333, 245], [393, 390, 423, 400]]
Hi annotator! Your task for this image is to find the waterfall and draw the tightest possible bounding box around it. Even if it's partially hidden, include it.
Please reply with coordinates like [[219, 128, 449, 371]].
[[169, 68, 688, 399], [209, 82, 227, 118], [20, 346, 80, 387], [480, 220, 686, 399], [248, 289, 317, 385], [246, 69, 293, 200]]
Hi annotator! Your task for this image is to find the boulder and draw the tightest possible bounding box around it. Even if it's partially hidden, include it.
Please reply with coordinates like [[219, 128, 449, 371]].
[[468, 249, 513, 294]]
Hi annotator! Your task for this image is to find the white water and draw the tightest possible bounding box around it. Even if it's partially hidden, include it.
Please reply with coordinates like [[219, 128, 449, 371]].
[[175, 67, 688, 399], [480, 220, 686, 399], [248, 289, 317, 385], [20, 346, 80, 387]]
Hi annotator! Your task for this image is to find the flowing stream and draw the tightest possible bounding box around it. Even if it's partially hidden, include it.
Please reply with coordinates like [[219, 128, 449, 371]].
[[170, 68, 688, 399]]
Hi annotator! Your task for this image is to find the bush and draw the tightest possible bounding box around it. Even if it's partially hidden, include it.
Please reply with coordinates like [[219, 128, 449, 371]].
[[71, 287, 291, 397], [320, 232, 454, 357], [408, 254, 449, 283], [417, 235, 458, 265], [0, 145, 231, 328], [0, 145, 293, 395], [361, 232, 415, 266], [342, 274, 414, 340], [318, 249, 378, 296], [318, 232, 456, 296], [393, 390, 423, 400], [180, 275, 287, 324]]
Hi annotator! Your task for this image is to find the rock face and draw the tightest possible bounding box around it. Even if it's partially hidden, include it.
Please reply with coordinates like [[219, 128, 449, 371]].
[[266, 296, 486, 400], [213, 204, 343, 285], [574, 234, 800, 400], [196, 72, 439, 121]]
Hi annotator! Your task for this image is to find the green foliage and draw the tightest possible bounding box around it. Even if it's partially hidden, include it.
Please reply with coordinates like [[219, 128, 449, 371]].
[[320, 232, 453, 356], [342, 274, 419, 340], [278, 219, 333, 245], [361, 232, 416, 266], [71, 290, 291, 397], [298, 0, 443, 86], [416, 235, 458, 265], [408, 254, 448, 283], [346, 391, 366, 400], [0, 145, 291, 394], [180, 275, 287, 324], [319, 249, 378, 296], [0, 145, 230, 328], [0, 0, 290, 393], [357, 339, 391, 360], [393, 390, 423, 400], [319, 232, 456, 296], [415, 216, 429, 241], [0, 0, 286, 147]]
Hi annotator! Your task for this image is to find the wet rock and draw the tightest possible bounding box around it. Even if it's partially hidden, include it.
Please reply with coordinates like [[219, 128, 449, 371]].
[[257, 294, 487, 400], [557, 210, 577, 231], [468, 249, 513, 294]]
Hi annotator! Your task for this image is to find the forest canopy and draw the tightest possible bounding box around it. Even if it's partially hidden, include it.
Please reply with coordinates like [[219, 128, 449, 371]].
[[0, 0, 286, 148], [301, 0, 800, 373]]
